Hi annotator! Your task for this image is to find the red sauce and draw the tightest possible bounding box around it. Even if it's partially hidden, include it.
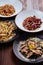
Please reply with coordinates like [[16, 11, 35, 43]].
[[23, 16, 42, 30]]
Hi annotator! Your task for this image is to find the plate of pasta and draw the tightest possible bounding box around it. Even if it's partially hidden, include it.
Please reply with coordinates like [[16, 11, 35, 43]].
[[0, 0, 22, 18]]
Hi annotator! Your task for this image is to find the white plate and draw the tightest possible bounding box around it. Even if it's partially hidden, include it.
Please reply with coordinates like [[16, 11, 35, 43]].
[[0, 0, 22, 18], [15, 10, 43, 33]]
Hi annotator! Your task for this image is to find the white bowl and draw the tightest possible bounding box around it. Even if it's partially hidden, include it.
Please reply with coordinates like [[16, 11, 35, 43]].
[[15, 10, 43, 33], [0, 0, 22, 18]]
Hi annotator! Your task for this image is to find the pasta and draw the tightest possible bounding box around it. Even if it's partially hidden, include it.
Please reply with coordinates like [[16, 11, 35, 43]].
[[0, 21, 16, 41], [0, 4, 15, 16]]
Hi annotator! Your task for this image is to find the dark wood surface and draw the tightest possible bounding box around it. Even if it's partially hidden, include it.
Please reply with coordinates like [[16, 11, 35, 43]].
[[0, 0, 43, 65], [0, 31, 43, 65]]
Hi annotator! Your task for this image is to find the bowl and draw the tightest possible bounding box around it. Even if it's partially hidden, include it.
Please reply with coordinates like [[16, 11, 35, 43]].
[[15, 10, 43, 33], [0, 20, 18, 43], [0, 0, 22, 18]]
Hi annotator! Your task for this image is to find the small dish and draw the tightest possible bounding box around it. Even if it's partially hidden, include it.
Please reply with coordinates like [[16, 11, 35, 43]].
[[0, 0, 22, 18], [15, 10, 43, 33]]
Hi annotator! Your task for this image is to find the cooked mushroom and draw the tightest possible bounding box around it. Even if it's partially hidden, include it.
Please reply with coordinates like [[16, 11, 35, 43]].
[[40, 41, 43, 48], [20, 46, 28, 53], [31, 49, 42, 55], [26, 52, 33, 58]]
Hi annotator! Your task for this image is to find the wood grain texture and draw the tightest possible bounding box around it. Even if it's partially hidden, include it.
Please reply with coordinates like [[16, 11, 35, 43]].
[[20, 0, 43, 11], [0, 0, 43, 65]]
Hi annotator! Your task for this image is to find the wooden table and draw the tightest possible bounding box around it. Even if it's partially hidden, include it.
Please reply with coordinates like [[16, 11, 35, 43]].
[[0, 0, 43, 65]]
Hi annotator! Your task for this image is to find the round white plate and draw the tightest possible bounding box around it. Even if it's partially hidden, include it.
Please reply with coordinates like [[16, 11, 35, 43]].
[[15, 10, 43, 33], [0, 0, 22, 18]]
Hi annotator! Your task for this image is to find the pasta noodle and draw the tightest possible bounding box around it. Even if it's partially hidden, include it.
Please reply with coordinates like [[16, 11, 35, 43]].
[[0, 4, 15, 16]]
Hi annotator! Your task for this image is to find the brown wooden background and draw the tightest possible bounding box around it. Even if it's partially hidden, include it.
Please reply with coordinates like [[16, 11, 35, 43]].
[[0, 0, 43, 65]]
